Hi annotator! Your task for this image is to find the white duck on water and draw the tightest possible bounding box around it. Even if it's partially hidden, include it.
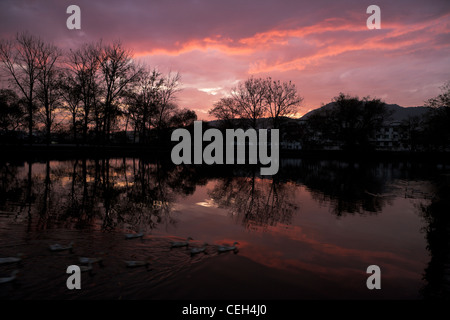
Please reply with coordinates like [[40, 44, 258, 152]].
[[49, 241, 74, 253], [0, 253, 23, 265], [80, 263, 94, 274], [170, 237, 193, 248], [79, 256, 104, 266], [124, 257, 152, 268], [190, 243, 208, 256], [124, 232, 145, 240], [218, 242, 239, 253], [0, 270, 19, 284]]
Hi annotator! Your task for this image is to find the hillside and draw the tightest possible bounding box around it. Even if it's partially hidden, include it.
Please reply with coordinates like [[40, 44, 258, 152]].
[[300, 103, 430, 122]]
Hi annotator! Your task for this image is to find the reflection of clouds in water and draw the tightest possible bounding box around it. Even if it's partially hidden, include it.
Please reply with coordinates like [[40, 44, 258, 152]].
[[196, 198, 218, 208], [174, 200, 228, 218], [171, 203, 189, 212]]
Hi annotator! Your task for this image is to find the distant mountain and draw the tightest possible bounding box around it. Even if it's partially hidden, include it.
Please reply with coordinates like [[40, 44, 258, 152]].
[[300, 103, 430, 123], [204, 103, 430, 128], [385, 104, 430, 122]]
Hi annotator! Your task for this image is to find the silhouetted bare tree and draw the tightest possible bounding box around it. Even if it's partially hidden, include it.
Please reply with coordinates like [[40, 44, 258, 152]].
[[0, 89, 25, 138], [97, 41, 142, 143], [126, 68, 164, 144], [59, 74, 82, 143], [209, 97, 240, 129], [0, 32, 41, 144], [35, 40, 63, 144], [66, 42, 102, 144], [169, 108, 197, 128], [231, 77, 267, 129], [265, 77, 302, 129], [154, 72, 181, 133], [210, 77, 302, 130], [426, 82, 450, 109]]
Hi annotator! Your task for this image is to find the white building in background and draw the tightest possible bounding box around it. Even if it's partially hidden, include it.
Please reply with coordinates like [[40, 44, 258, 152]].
[[280, 141, 302, 150], [370, 121, 411, 151], [371, 121, 402, 150], [278, 120, 414, 152]]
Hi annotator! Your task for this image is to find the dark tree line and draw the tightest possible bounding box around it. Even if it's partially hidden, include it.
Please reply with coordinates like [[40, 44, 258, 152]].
[[423, 82, 450, 151], [209, 75, 450, 152], [2, 31, 449, 152], [303, 87, 450, 152], [0, 32, 196, 145]]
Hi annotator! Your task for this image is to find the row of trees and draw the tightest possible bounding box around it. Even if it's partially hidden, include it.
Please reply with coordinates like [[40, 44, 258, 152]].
[[210, 79, 450, 152], [1, 32, 448, 151], [301, 87, 450, 152], [210, 85, 392, 151], [0, 32, 196, 145]]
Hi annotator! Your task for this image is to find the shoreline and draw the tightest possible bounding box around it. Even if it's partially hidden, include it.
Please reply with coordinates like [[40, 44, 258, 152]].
[[1, 144, 450, 162]]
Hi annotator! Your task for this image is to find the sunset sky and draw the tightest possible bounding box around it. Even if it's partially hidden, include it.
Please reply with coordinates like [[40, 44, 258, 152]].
[[0, 0, 449, 120]]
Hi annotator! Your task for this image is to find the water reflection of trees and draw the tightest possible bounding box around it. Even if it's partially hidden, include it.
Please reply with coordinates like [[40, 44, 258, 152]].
[[278, 158, 439, 217], [0, 158, 203, 232], [419, 174, 450, 299], [2, 157, 441, 232], [206, 159, 400, 228], [208, 170, 298, 230], [294, 160, 390, 216], [0, 160, 31, 223]]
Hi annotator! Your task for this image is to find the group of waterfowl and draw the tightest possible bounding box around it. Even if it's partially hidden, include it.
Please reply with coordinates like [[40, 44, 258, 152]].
[[169, 237, 239, 255], [49, 241, 74, 253], [0, 254, 22, 265], [0, 234, 240, 284], [0, 254, 22, 284], [124, 232, 145, 240]]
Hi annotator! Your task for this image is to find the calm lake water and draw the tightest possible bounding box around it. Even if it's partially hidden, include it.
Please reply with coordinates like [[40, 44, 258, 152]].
[[0, 156, 449, 299]]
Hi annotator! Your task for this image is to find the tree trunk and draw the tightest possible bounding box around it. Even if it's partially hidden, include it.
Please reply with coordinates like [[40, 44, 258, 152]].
[[28, 100, 33, 145], [83, 113, 88, 145], [46, 106, 51, 146], [73, 114, 78, 146]]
